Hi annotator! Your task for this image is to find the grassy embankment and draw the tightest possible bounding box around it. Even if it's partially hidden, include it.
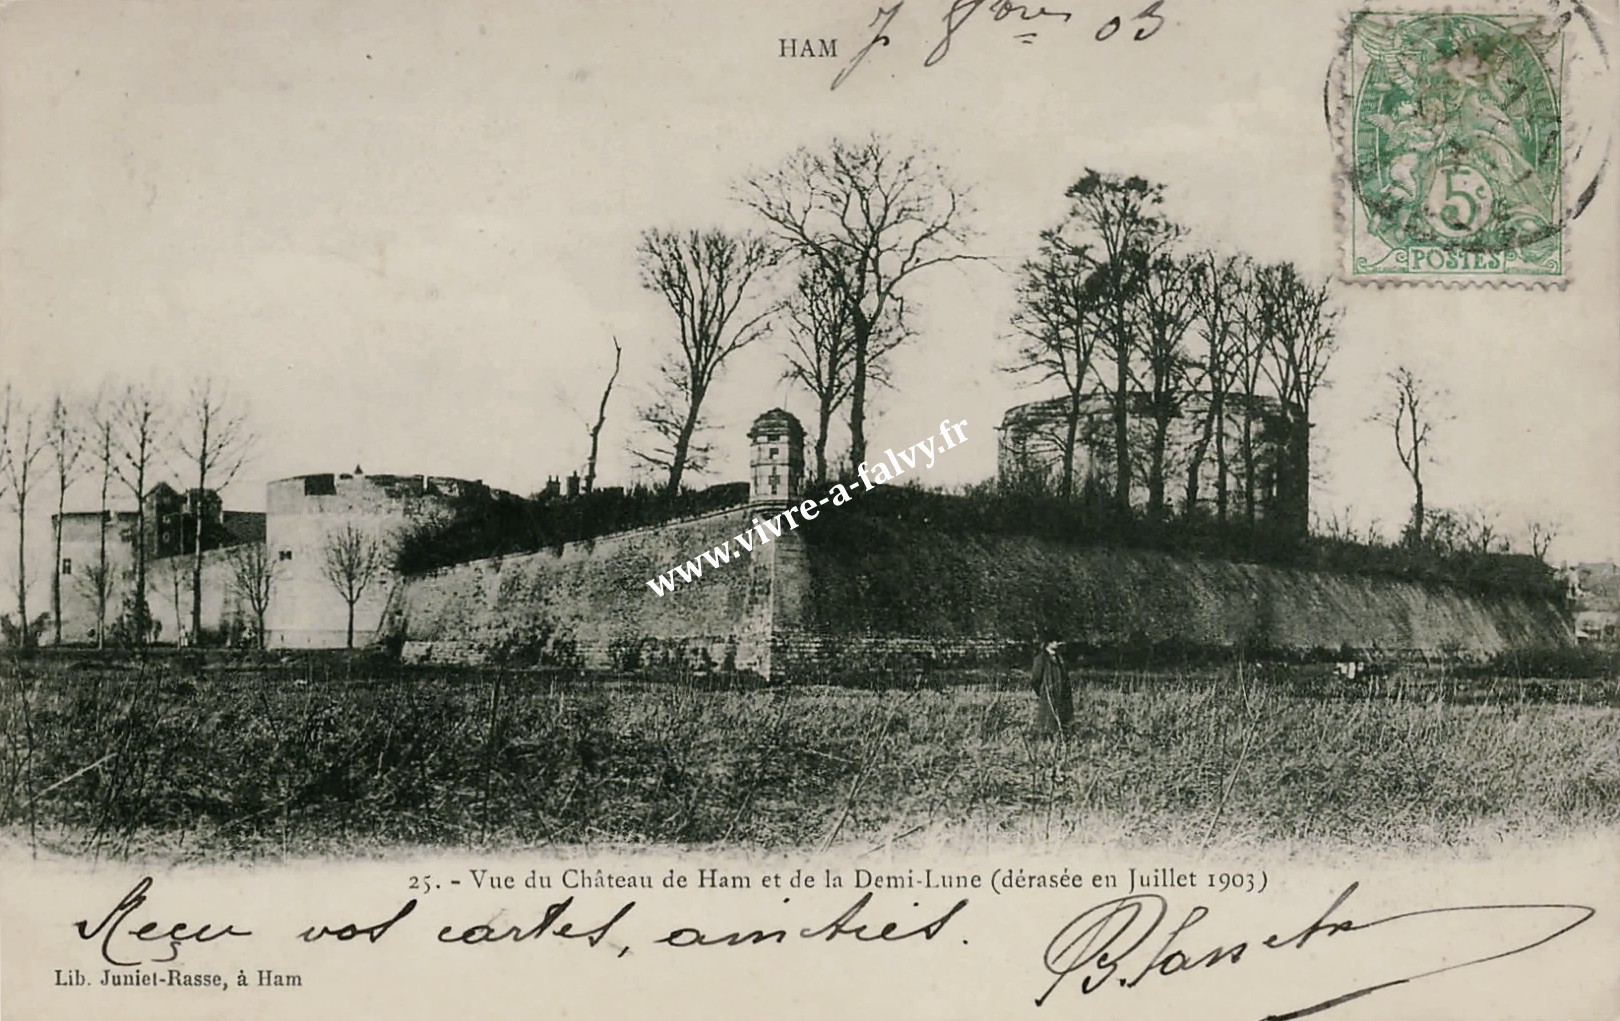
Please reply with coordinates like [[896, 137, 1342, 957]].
[[1, 656, 1616, 861]]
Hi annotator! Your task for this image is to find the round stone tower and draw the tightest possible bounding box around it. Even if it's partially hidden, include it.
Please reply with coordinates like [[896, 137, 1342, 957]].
[[748, 409, 805, 505]]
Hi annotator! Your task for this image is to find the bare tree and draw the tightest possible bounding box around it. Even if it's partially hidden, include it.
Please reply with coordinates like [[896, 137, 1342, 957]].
[[633, 228, 775, 496], [1370, 365, 1444, 545], [1254, 263, 1341, 534], [1526, 519, 1559, 563], [1007, 231, 1105, 498], [154, 555, 187, 644], [1, 388, 45, 648], [176, 378, 255, 641], [321, 523, 385, 649], [1183, 253, 1245, 520], [583, 336, 622, 495], [75, 561, 117, 645], [1059, 170, 1177, 514], [109, 383, 169, 645], [1132, 248, 1199, 519], [42, 395, 83, 645], [1423, 507, 1509, 554], [1229, 264, 1270, 525], [742, 136, 974, 468], [227, 542, 277, 648], [781, 262, 856, 484], [84, 392, 118, 646]]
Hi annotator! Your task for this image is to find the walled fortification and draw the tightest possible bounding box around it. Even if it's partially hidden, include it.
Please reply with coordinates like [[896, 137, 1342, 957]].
[[384, 514, 1575, 678], [384, 506, 789, 671], [265, 471, 491, 648]]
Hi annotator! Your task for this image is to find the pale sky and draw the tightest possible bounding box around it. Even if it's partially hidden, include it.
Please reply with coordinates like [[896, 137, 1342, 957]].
[[2, 0, 1616, 570]]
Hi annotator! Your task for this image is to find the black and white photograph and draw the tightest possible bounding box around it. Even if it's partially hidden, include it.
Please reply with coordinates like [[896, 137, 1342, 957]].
[[1, 0, 1616, 1018]]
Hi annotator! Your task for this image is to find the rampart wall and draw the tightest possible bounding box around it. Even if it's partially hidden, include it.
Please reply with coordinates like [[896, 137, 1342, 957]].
[[385, 510, 1575, 678]]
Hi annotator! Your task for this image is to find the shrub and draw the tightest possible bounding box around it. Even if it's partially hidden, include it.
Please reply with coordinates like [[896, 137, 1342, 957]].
[[395, 482, 750, 575]]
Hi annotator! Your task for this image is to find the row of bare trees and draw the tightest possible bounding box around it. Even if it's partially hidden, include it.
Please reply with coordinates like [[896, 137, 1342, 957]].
[[0, 378, 254, 648], [1006, 171, 1340, 529], [621, 146, 1339, 526], [626, 136, 973, 492]]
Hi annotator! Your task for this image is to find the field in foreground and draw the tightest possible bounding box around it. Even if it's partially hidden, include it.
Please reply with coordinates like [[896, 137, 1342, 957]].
[[2, 657, 1618, 861]]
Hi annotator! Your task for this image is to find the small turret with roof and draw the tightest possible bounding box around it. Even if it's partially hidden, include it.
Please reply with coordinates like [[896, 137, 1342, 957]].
[[748, 409, 805, 505]]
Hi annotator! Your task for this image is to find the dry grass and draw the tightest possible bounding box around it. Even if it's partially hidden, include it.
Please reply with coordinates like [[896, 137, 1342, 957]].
[[1, 658, 1616, 862]]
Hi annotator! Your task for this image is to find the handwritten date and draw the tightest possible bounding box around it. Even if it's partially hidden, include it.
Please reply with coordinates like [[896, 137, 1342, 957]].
[[832, 0, 1169, 90]]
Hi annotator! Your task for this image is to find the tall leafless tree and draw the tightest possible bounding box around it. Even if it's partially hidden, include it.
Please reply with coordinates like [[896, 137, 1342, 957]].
[[176, 378, 255, 641], [42, 394, 83, 645], [741, 136, 974, 468], [780, 262, 855, 484], [1007, 230, 1105, 499], [1183, 253, 1245, 521], [1131, 248, 1199, 519], [320, 523, 385, 649], [1, 388, 45, 647], [227, 542, 277, 648], [1059, 170, 1177, 514], [84, 391, 118, 646], [633, 228, 775, 496], [1370, 365, 1444, 546], [109, 383, 169, 645], [1254, 263, 1341, 534], [1229, 269, 1271, 526], [583, 336, 622, 495]]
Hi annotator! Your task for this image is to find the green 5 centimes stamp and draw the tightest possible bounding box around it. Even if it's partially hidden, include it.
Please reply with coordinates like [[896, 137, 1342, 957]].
[[1346, 11, 1564, 281]]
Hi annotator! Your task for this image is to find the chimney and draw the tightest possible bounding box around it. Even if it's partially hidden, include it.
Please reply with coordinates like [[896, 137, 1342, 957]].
[[543, 475, 561, 498], [566, 472, 581, 498]]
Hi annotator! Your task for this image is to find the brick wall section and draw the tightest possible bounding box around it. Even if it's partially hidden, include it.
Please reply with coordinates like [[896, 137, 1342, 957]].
[[388, 518, 1575, 678]]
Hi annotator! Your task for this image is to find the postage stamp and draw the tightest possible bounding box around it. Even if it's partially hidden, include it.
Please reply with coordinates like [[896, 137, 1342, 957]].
[[1342, 11, 1565, 283]]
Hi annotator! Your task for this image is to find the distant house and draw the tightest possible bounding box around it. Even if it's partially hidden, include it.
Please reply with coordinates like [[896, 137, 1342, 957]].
[[53, 485, 267, 644], [1572, 561, 1619, 644]]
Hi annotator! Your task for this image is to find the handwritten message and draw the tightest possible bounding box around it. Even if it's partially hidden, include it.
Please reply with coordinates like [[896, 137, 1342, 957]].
[[52, 860, 1597, 1019]]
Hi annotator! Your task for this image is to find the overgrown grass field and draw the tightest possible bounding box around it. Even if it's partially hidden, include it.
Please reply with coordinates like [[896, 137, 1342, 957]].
[[2, 656, 1617, 861]]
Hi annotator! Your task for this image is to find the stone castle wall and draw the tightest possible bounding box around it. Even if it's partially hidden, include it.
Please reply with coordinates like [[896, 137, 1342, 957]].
[[264, 473, 473, 648], [385, 511, 1575, 677], [382, 506, 788, 671]]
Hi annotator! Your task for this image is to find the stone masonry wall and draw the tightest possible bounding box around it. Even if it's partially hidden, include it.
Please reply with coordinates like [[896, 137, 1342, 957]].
[[388, 516, 1575, 678], [383, 506, 787, 673], [770, 537, 1574, 680]]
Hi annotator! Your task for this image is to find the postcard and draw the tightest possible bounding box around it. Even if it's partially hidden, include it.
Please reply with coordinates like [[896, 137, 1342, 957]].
[[1, 0, 1616, 1019]]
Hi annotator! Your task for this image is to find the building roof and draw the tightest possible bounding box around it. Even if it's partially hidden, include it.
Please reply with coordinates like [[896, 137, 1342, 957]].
[[748, 408, 804, 440]]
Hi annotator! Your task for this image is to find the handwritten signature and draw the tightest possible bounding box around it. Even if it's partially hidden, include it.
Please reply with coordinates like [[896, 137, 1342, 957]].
[[1037, 881, 1596, 1019], [72, 874, 1595, 1019], [832, 0, 1168, 90]]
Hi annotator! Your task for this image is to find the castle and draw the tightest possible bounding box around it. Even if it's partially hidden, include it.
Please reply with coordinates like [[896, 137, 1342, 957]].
[[53, 469, 504, 647], [48, 406, 1572, 665], [996, 391, 1310, 531], [49, 410, 800, 649]]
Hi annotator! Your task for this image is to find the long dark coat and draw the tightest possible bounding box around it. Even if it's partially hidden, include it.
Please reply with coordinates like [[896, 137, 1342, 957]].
[[1030, 648, 1073, 736]]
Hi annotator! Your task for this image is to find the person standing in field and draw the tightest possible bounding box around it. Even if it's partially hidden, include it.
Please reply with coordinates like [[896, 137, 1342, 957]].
[[1030, 631, 1073, 738]]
